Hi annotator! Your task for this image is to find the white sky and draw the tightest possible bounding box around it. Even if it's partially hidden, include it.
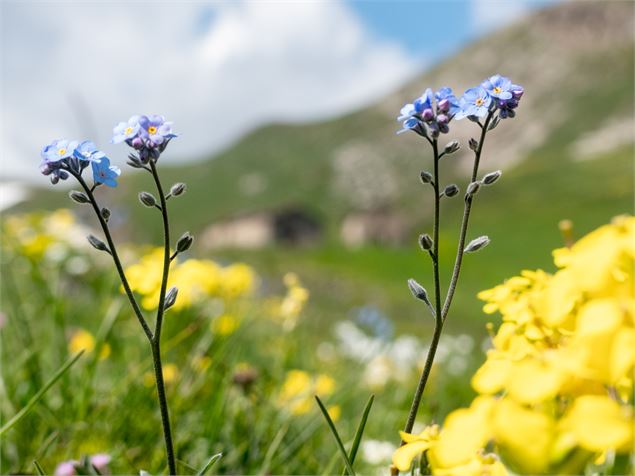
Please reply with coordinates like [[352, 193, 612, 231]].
[[0, 0, 539, 189], [1, 1, 418, 185]]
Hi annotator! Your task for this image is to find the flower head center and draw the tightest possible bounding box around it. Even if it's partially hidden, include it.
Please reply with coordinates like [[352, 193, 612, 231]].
[[475, 98, 484, 106], [493, 86, 502, 94], [57, 148, 67, 156], [148, 126, 158, 135], [125, 127, 134, 135]]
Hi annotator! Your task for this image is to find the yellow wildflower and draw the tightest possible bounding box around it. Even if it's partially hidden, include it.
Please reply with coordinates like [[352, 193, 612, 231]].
[[125, 248, 256, 310], [560, 395, 633, 453], [278, 369, 336, 416], [327, 405, 341, 422], [392, 425, 440, 472], [68, 329, 110, 360], [211, 314, 240, 336]]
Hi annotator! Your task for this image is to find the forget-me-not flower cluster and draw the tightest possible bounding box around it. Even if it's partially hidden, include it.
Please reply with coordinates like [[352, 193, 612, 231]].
[[40, 139, 120, 186], [397, 87, 460, 138], [397, 74, 524, 135], [112, 114, 177, 162]]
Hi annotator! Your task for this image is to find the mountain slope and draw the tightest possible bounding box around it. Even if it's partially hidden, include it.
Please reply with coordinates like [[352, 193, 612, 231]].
[[19, 1, 634, 333], [111, 1, 633, 235]]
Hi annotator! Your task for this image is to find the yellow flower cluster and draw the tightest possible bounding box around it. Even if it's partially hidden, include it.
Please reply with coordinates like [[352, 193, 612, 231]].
[[394, 216, 634, 475], [278, 370, 339, 419], [68, 329, 111, 360], [125, 248, 256, 310], [273, 273, 310, 331], [3, 209, 88, 259]]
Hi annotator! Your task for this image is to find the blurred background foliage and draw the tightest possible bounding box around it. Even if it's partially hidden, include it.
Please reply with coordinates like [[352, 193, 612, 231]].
[[1, 1, 633, 474]]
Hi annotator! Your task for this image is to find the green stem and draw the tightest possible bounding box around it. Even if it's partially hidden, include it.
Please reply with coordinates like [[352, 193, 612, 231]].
[[441, 111, 493, 322], [75, 174, 153, 341], [148, 160, 177, 475], [402, 139, 443, 436]]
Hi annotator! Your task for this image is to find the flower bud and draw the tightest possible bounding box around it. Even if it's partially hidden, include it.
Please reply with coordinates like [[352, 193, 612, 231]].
[[407, 278, 430, 304], [443, 184, 459, 197], [50, 174, 60, 185], [131, 137, 144, 150], [443, 140, 460, 155], [482, 170, 502, 185], [101, 207, 111, 222], [164, 286, 178, 310], [488, 115, 500, 131], [139, 192, 157, 208], [469, 138, 479, 151], [420, 171, 433, 185], [176, 232, 193, 253], [422, 108, 434, 122], [170, 183, 186, 197], [69, 190, 89, 204], [87, 234, 110, 254], [428, 122, 440, 138], [67, 158, 81, 174], [437, 98, 450, 113], [419, 233, 433, 251], [40, 163, 53, 176], [127, 154, 144, 169], [464, 235, 490, 253], [466, 181, 481, 196], [436, 114, 449, 125]]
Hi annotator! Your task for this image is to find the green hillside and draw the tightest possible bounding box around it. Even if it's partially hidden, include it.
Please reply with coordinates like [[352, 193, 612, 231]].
[[20, 1, 634, 334]]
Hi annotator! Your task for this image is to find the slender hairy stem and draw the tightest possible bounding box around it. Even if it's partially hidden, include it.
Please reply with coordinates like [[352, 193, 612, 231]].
[[148, 159, 177, 475], [149, 160, 171, 341], [151, 341, 177, 475], [441, 111, 493, 322], [402, 139, 443, 436], [74, 173, 153, 341]]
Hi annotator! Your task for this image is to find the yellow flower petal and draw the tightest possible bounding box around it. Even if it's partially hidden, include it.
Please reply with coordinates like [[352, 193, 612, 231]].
[[507, 358, 562, 404], [392, 440, 433, 472], [561, 395, 633, 452]]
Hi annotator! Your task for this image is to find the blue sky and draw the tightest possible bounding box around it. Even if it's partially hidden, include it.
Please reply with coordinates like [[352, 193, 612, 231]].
[[1, 0, 557, 190], [350, 0, 557, 60]]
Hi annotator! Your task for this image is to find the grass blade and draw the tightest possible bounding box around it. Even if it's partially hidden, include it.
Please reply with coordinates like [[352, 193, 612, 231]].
[[314, 395, 356, 476], [33, 460, 46, 475], [348, 394, 374, 466], [259, 424, 288, 475], [196, 452, 222, 476], [0, 351, 84, 437]]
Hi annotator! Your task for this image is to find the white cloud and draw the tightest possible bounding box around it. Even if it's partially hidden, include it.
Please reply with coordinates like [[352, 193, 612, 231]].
[[471, 0, 533, 34], [0, 1, 417, 184]]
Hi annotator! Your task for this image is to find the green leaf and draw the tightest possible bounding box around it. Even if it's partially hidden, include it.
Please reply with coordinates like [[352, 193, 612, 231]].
[[196, 453, 223, 476], [314, 395, 356, 476], [33, 460, 46, 475], [0, 351, 84, 437], [348, 394, 374, 466]]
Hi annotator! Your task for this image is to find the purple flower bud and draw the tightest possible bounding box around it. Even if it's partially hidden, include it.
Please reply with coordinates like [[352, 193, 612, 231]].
[[437, 98, 450, 113], [422, 108, 434, 122], [508, 99, 519, 109], [428, 122, 440, 138], [40, 163, 53, 175], [439, 123, 449, 134], [130, 137, 142, 150], [437, 114, 449, 125], [511, 87, 524, 100]]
